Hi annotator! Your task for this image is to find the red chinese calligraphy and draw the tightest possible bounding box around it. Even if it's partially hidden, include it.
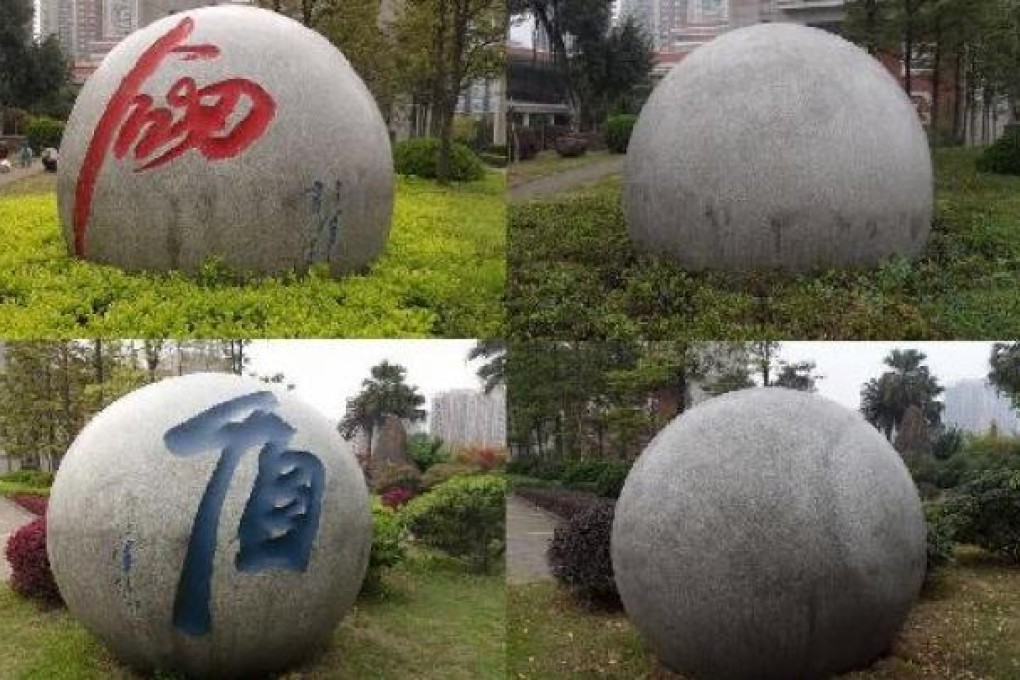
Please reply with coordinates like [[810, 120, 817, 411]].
[[73, 17, 277, 257]]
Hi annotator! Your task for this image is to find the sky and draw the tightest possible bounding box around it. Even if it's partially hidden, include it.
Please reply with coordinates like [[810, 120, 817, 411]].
[[776, 342, 998, 411], [244, 340, 485, 424]]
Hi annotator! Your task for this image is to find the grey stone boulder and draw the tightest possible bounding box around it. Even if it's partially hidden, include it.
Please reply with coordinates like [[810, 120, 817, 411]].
[[47, 373, 372, 678], [625, 22, 933, 272], [612, 387, 925, 680], [57, 5, 393, 277]]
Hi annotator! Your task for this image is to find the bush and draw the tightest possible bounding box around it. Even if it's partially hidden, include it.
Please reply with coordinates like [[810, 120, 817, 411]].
[[555, 136, 588, 158], [6, 516, 61, 603], [547, 500, 619, 608], [393, 137, 485, 182], [506, 455, 539, 476], [25, 116, 64, 151], [594, 461, 631, 498], [0, 470, 54, 487], [370, 463, 422, 494], [421, 461, 483, 489], [924, 504, 955, 582], [11, 494, 47, 516], [514, 486, 601, 520], [380, 486, 416, 509], [406, 434, 448, 472], [454, 445, 506, 472], [604, 114, 637, 154], [977, 124, 1020, 175], [512, 127, 540, 161], [363, 500, 407, 592], [944, 469, 1020, 561], [401, 474, 506, 571]]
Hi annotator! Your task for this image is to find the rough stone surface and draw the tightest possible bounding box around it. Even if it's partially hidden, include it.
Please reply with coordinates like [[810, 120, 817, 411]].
[[57, 5, 393, 277], [47, 373, 372, 679], [625, 23, 933, 272], [612, 388, 926, 680], [369, 414, 418, 478]]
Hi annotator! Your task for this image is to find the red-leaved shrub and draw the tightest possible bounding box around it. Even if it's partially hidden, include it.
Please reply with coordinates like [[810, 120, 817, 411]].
[[12, 494, 48, 516], [381, 486, 416, 509], [5, 516, 61, 603]]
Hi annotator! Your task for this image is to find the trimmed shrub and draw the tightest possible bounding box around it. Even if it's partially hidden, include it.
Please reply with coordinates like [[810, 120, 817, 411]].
[[594, 461, 631, 499], [407, 434, 448, 472], [11, 494, 47, 516], [380, 486, 416, 509], [605, 114, 637, 154], [393, 137, 485, 181], [943, 469, 1020, 562], [506, 455, 539, 476], [555, 136, 588, 158], [370, 462, 422, 494], [401, 474, 506, 571], [512, 127, 540, 161], [924, 504, 955, 582], [421, 461, 482, 489], [6, 516, 61, 603], [514, 486, 601, 520], [547, 500, 619, 608], [363, 500, 407, 592], [977, 124, 1020, 175], [454, 445, 506, 472], [25, 116, 64, 151], [0, 470, 54, 487]]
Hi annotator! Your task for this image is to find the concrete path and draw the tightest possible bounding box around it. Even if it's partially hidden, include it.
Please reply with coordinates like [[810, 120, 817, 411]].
[[0, 496, 35, 581], [0, 159, 44, 188], [507, 494, 560, 584], [509, 156, 624, 203]]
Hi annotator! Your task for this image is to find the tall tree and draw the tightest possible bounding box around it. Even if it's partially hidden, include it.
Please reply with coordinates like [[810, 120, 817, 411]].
[[989, 342, 1020, 409], [338, 360, 427, 458], [861, 349, 943, 441], [469, 339, 506, 393]]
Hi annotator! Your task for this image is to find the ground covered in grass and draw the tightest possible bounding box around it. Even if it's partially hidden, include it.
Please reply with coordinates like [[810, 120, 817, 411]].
[[509, 150, 613, 188], [508, 547, 1020, 679], [508, 148, 1020, 339], [0, 549, 505, 679], [0, 173, 504, 338]]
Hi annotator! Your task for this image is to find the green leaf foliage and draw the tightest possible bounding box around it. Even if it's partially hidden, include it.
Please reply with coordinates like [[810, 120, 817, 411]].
[[604, 114, 637, 154], [363, 499, 408, 593], [401, 474, 506, 572], [0, 174, 504, 337], [394, 138, 486, 182]]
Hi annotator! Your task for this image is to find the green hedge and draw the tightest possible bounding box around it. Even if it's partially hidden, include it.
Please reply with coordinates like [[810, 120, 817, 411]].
[[394, 137, 485, 182], [604, 114, 637, 154], [26, 117, 64, 151], [363, 499, 407, 592], [977, 125, 1020, 175]]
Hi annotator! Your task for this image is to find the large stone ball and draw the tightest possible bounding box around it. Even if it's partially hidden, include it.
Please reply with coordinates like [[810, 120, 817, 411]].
[[625, 23, 933, 272], [611, 388, 925, 679], [57, 5, 393, 277], [47, 373, 371, 678]]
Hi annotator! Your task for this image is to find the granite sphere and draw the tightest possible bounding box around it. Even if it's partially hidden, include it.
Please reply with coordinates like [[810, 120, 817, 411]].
[[625, 23, 933, 272], [47, 373, 372, 678], [612, 388, 925, 679], [57, 5, 393, 277]]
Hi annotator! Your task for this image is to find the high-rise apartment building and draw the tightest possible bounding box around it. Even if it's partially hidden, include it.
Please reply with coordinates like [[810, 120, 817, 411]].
[[430, 385, 506, 449]]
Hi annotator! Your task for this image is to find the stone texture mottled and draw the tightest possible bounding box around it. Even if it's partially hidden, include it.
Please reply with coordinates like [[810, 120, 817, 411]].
[[625, 22, 933, 272], [47, 373, 371, 679], [612, 388, 926, 680], [57, 5, 393, 277]]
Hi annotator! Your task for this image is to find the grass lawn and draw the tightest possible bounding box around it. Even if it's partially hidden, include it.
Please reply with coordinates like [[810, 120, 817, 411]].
[[508, 148, 1020, 339], [509, 150, 613, 188], [508, 547, 1020, 679], [0, 172, 504, 338], [0, 549, 505, 679]]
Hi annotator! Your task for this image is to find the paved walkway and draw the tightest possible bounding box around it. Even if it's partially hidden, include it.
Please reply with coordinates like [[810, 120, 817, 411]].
[[0, 496, 35, 580], [509, 156, 624, 203], [0, 159, 44, 188], [507, 494, 559, 584]]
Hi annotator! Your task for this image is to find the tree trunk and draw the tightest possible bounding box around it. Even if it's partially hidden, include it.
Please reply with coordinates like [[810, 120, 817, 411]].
[[931, 20, 941, 143], [953, 49, 963, 142], [902, 1, 913, 97]]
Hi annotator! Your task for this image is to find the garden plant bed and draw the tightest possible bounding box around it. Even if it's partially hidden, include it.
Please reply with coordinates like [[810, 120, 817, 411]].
[[0, 173, 505, 338], [508, 148, 1020, 339]]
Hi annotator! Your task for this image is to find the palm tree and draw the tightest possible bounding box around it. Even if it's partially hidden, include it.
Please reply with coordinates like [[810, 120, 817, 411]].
[[861, 349, 944, 441], [338, 361, 427, 458], [468, 339, 506, 394]]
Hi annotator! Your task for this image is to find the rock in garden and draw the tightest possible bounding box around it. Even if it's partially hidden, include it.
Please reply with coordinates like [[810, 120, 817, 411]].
[[47, 373, 372, 678], [625, 23, 933, 272], [612, 387, 926, 679], [57, 5, 393, 277]]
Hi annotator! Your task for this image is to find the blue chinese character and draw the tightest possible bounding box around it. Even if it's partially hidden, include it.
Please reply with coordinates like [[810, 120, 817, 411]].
[[303, 179, 343, 263], [163, 391, 324, 636]]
